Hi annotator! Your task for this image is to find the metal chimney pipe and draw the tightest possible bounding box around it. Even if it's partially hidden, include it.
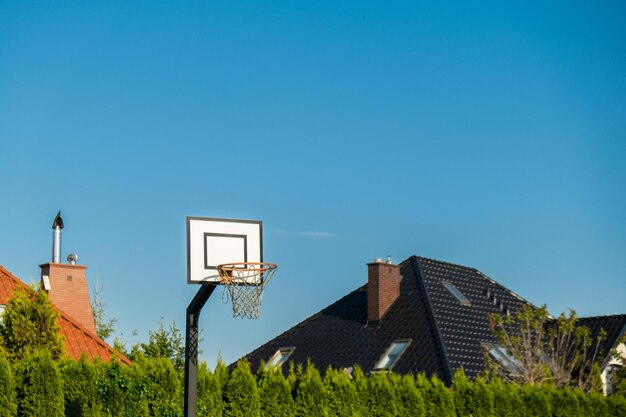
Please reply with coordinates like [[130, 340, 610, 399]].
[[52, 211, 64, 263]]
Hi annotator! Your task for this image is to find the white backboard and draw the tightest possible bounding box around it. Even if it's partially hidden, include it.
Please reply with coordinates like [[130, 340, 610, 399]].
[[186, 217, 263, 284]]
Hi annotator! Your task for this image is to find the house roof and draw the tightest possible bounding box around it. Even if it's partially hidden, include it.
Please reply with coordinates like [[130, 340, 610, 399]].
[[577, 314, 626, 364], [0, 265, 130, 365], [240, 255, 532, 383]]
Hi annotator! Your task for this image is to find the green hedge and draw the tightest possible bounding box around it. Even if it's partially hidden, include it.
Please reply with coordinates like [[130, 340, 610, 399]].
[[1, 354, 626, 417]]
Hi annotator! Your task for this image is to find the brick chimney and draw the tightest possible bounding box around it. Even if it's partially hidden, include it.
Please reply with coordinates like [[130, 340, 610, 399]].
[[367, 258, 401, 324], [40, 262, 96, 335]]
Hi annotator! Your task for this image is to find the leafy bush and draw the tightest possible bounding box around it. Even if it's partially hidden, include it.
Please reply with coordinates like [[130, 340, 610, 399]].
[[488, 376, 523, 417], [196, 362, 224, 417], [0, 287, 64, 362], [0, 349, 16, 417], [391, 374, 424, 417], [60, 357, 101, 417], [293, 362, 327, 417], [415, 374, 455, 417], [521, 384, 551, 417], [452, 370, 494, 417], [256, 364, 294, 417], [95, 360, 148, 417], [15, 350, 64, 417], [223, 360, 260, 417], [324, 368, 359, 417], [366, 372, 398, 417]]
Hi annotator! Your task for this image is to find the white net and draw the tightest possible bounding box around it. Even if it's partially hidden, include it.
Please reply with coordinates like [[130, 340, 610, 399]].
[[217, 262, 277, 319]]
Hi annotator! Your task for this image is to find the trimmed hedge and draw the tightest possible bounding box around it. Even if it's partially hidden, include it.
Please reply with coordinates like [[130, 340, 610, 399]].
[[1, 355, 626, 416]]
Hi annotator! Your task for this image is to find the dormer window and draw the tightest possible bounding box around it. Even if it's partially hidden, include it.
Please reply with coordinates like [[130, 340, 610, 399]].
[[374, 340, 411, 370], [442, 281, 471, 305], [267, 347, 295, 368]]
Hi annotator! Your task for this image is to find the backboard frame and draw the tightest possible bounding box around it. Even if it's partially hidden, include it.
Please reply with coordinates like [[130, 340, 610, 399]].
[[186, 216, 263, 285]]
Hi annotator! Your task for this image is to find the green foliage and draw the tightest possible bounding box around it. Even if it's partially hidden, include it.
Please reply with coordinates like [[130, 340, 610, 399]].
[[293, 362, 327, 417], [197, 362, 224, 417], [136, 319, 185, 373], [257, 364, 295, 417], [488, 376, 523, 417], [549, 387, 582, 417], [391, 374, 424, 417], [15, 350, 64, 417], [580, 391, 609, 417], [415, 374, 455, 417], [0, 286, 64, 361], [60, 357, 101, 417], [487, 305, 606, 393], [323, 368, 359, 417], [95, 360, 148, 417], [0, 350, 16, 417], [224, 360, 260, 417], [366, 372, 398, 417], [452, 370, 494, 417], [520, 384, 551, 417], [607, 394, 626, 417], [137, 355, 182, 417], [90, 279, 117, 341]]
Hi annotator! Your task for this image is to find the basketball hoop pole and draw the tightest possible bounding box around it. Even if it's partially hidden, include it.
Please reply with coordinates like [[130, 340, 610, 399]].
[[184, 283, 217, 417]]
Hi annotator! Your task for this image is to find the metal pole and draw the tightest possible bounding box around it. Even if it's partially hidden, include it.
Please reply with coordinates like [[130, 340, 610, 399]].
[[184, 283, 217, 417]]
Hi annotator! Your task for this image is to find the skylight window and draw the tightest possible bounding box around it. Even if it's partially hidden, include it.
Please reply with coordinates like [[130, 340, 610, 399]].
[[484, 344, 521, 373], [442, 281, 471, 305], [374, 340, 411, 370], [267, 347, 295, 368]]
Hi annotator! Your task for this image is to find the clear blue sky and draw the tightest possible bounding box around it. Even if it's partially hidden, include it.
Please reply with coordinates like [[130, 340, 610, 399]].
[[1, 0, 625, 367]]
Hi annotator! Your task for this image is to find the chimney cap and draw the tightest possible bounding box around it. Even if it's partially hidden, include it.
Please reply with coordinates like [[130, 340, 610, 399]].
[[52, 211, 64, 229]]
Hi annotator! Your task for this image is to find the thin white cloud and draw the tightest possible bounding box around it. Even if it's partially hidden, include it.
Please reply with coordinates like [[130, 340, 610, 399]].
[[297, 231, 336, 238]]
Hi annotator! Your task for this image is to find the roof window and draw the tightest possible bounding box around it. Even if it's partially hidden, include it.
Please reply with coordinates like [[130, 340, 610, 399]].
[[442, 281, 471, 305], [374, 340, 411, 370], [484, 344, 520, 373], [267, 347, 295, 368]]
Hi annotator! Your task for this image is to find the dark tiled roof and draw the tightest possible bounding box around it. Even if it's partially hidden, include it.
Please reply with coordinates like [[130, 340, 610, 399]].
[[578, 314, 626, 363], [0, 265, 130, 365], [240, 255, 532, 383]]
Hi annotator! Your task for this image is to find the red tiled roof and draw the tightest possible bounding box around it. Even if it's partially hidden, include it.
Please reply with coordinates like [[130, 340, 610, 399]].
[[0, 265, 130, 365]]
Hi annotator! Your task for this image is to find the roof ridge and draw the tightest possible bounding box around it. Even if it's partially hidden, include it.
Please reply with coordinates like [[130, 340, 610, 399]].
[[409, 256, 452, 383], [408, 255, 480, 272], [579, 314, 626, 320]]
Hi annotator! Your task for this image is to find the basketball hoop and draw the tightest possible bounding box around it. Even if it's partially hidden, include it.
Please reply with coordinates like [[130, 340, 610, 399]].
[[217, 262, 277, 319]]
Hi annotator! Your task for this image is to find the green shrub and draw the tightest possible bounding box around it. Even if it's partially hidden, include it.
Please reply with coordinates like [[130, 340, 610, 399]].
[[60, 357, 101, 417], [137, 355, 182, 417], [223, 361, 260, 417], [551, 387, 583, 417], [366, 372, 398, 417], [452, 370, 494, 417], [324, 368, 358, 417], [415, 374, 455, 417], [580, 392, 609, 417], [257, 364, 294, 417], [488, 377, 523, 417], [607, 394, 626, 417], [520, 385, 551, 417], [293, 362, 327, 417], [0, 287, 64, 362], [95, 360, 148, 417], [15, 350, 64, 417], [197, 362, 224, 417], [0, 350, 16, 417], [391, 374, 424, 417]]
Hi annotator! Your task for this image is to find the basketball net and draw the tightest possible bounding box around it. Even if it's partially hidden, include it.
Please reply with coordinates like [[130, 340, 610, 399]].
[[217, 262, 277, 319]]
